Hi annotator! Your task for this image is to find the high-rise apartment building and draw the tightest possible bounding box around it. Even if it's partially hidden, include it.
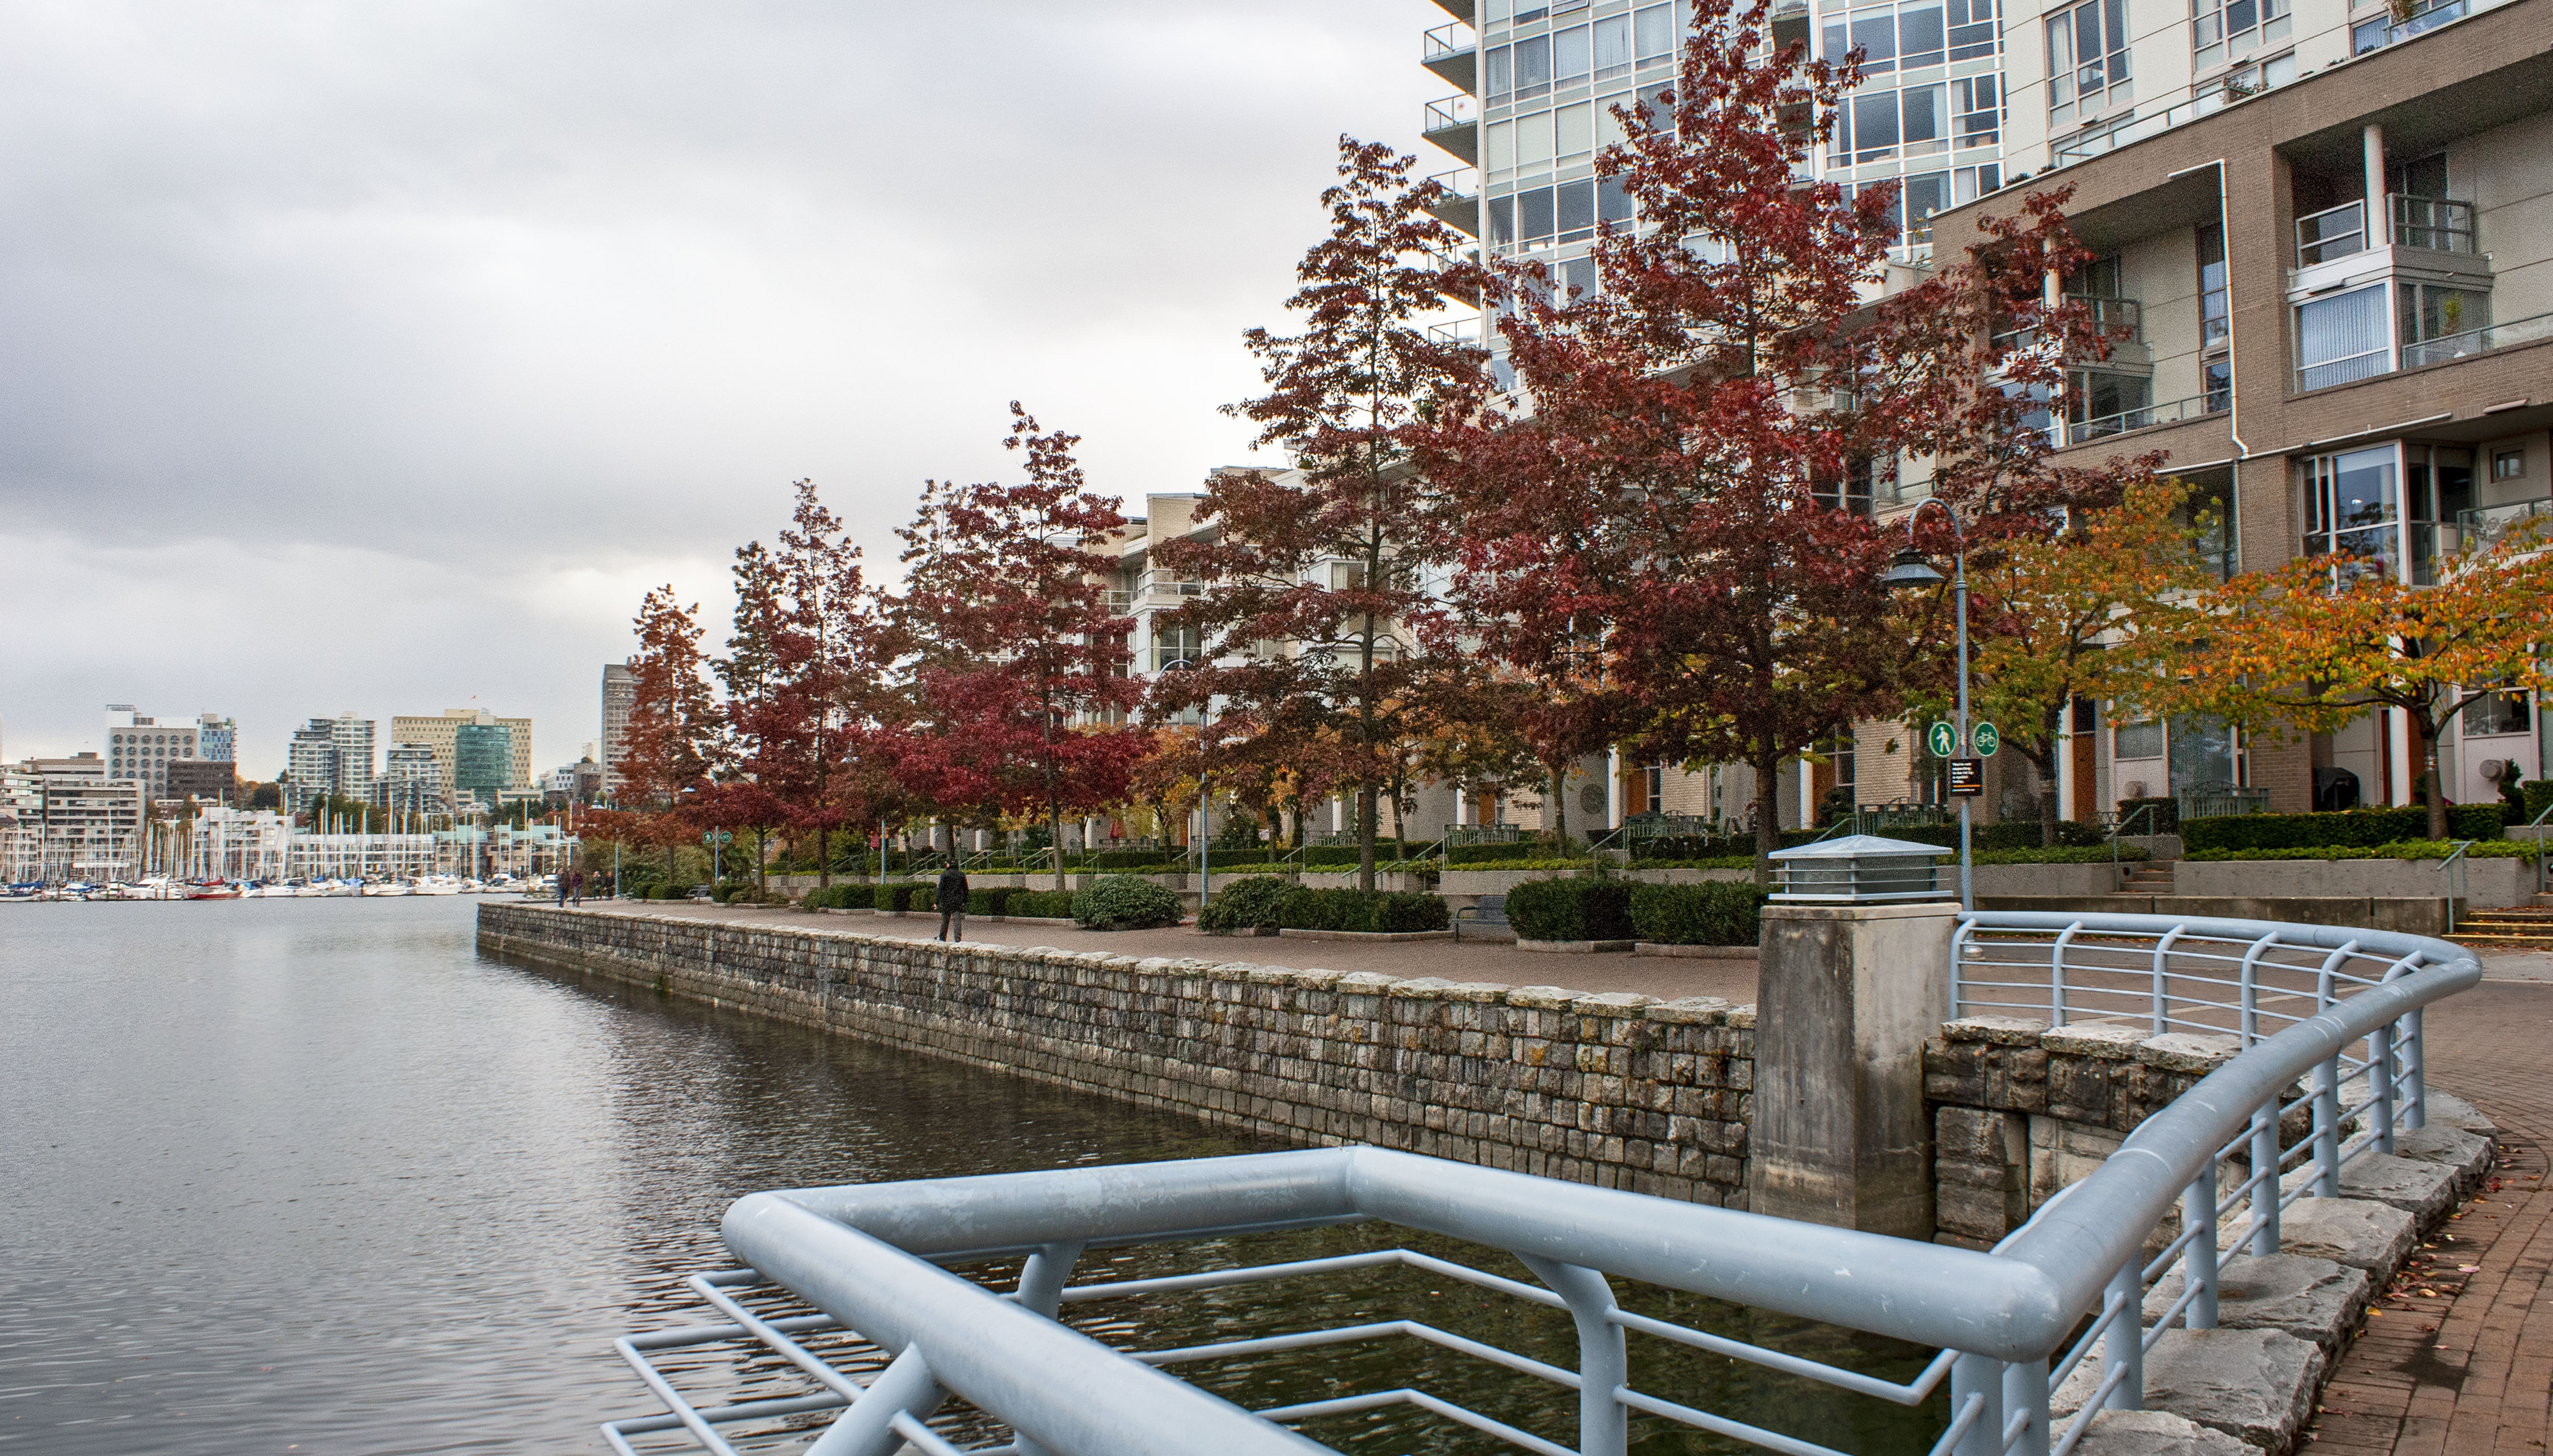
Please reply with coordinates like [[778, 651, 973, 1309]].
[[102, 707, 201, 800], [376, 742, 446, 814], [452, 723, 515, 809], [283, 714, 376, 813], [600, 664, 635, 795], [195, 714, 237, 765], [391, 708, 534, 802]]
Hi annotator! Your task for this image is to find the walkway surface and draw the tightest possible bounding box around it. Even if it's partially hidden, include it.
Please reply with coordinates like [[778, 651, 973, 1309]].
[[538, 898, 2553, 1447]]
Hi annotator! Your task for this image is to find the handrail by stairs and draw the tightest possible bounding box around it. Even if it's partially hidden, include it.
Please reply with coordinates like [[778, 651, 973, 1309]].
[[2434, 838, 2478, 933], [2109, 803, 2162, 892]]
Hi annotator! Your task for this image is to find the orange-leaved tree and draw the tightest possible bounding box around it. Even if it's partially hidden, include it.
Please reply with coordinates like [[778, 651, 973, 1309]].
[[619, 585, 720, 885], [2181, 525, 2553, 839]]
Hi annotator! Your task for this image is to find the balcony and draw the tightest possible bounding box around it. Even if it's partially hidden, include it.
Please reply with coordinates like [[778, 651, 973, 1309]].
[[2454, 496, 2552, 555], [1426, 167, 1481, 238], [1426, 0, 1473, 19], [2072, 294, 2143, 341], [1423, 22, 1476, 94], [1422, 94, 1477, 165], [2059, 391, 2223, 446], [2349, 0, 2510, 56], [2295, 195, 2475, 268], [2403, 308, 2553, 369]]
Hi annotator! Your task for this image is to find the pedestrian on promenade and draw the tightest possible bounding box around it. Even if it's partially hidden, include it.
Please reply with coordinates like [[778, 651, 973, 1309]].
[[936, 863, 968, 943], [557, 872, 570, 907], [570, 870, 584, 906]]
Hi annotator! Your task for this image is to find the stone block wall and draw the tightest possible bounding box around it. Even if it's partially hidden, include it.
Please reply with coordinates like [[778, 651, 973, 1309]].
[[1924, 1016, 2259, 1248], [478, 905, 1757, 1204]]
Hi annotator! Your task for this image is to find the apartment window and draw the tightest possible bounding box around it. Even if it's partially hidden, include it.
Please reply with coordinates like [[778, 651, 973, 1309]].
[[1595, 12, 1634, 77], [2494, 449, 2525, 480], [1559, 254, 1598, 299], [2114, 719, 2164, 760], [1953, 75, 2000, 148], [2294, 285, 2389, 391], [2197, 50, 2295, 104], [2463, 691, 2532, 737], [2193, 0, 2290, 66], [2300, 445, 2399, 576], [1553, 22, 1593, 86], [1635, 3, 1675, 64], [2046, 0, 2130, 110], [2195, 224, 2229, 349], [1947, 0, 2001, 58], [2398, 281, 2488, 351], [2067, 370, 2152, 436]]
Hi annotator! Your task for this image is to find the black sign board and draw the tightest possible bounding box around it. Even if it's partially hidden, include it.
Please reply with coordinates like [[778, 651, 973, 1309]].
[[1947, 758, 1985, 797]]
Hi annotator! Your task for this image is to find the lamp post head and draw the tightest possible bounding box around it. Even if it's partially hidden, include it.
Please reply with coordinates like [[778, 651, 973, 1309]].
[[1882, 548, 1947, 589]]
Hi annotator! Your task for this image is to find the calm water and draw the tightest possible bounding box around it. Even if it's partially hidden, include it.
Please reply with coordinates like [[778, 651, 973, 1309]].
[[0, 898, 1941, 1454]]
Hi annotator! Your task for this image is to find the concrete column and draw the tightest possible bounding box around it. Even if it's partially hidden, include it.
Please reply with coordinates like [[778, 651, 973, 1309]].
[[2364, 123, 2387, 243], [1751, 900, 1960, 1240], [1607, 747, 1622, 829]]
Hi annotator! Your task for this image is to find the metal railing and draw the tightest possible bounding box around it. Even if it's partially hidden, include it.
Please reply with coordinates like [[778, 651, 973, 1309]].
[[605, 910, 2478, 1456], [2063, 390, 2221, 445], [2070, 294, 2142, 341], [2455, 495, 2551, 553], [2403, 309, 2553, 369], [2393, 194, 2475, 253], [1423, 19, 1475, 64], [2178, 785, 2269, 820], [1424, 94, 1475, 137], [2108, 801, 2163, 892], [2434, 839, 2477, 933], [2295, 201, 2367, 266]]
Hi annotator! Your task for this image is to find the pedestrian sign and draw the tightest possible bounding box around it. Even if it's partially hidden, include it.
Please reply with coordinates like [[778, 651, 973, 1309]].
[[1973, 721, 2000, 758], [1927, 721, 1958, 758]]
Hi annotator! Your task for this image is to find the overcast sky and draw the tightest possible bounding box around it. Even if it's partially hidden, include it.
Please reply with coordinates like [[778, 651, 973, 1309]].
[[0, 0, 1448, 778]]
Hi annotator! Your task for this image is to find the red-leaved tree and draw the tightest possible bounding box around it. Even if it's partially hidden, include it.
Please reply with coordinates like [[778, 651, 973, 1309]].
[[618, 584, 719, 885], [1418, 0, 2128, 866], [894, 404, 1151, 889]]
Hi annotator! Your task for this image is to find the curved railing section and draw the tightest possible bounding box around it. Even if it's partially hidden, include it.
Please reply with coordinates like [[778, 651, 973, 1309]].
[[601, 910, 2482, 1456]]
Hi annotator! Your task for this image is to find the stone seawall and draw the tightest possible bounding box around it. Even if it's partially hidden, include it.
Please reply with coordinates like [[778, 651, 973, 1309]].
[[478, 904, 1758, 1204]]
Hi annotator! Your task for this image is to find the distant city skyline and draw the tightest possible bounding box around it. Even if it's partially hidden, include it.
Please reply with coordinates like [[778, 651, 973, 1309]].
[[0, 2, 1445, 777]]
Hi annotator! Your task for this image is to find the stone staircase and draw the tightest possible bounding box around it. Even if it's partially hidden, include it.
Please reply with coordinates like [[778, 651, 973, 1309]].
[[2118, 857, 2176, 894], [2448, 892, 2553, 947]]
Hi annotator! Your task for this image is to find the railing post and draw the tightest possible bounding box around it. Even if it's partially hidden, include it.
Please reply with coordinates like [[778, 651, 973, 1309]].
[[2402, 1007, 2427, 1129], [1949, 1352, 2007, 1456], [2370, 1020, 2397, 1155], [1008, 1242, 1085, 1456], [1522, 1257, 1627, 1456], [806, 1344, 946, 1456], [2312, 1056, 2343, 1198], [2184, 1164, 2219, 1329], [2003, 1356, 2052, 1456], [2102, 1258, 2144, 1411], [2249, 1102, 2283, 1256], [2051, 922, 2082, 1028], [2150, 927, 2185, 1036]]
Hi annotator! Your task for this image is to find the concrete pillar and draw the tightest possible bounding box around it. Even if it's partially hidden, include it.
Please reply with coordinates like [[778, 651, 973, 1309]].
[[2364, 123, 2387, 243], [1751, 900, 1960, 1240]]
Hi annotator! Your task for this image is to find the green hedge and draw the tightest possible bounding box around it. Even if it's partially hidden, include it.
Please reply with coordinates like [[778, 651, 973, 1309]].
[[874, 882, 935, 912], [2182, 805, 2509, 853], [801, 884, 869, 909], [1504, 877, 1635, 943], [2184, 839, 2542, 862], [1072, 875, 1183, 930], [2114, 796, 2179, 833], [1007, 889, 1077, 918], [2523, 780, 2553, 824], [1444, 839, 1582, 866], [1628, 881, 1768, 946]]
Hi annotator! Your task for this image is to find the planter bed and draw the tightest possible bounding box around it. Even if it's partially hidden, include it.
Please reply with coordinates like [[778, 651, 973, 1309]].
[[1516, 938, 1636, 953], [1633, 943, 1758, 959]]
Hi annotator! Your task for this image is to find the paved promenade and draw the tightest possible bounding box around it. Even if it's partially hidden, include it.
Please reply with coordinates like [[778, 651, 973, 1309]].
[[549, 898, 2552, 1447]]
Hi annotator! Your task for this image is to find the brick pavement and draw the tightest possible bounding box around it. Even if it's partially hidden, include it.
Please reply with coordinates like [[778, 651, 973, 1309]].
[[2307, 980, 2553, 1454]]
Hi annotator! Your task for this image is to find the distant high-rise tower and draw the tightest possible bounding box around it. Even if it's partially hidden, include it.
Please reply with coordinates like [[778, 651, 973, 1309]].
[[103, 706, 203, 800], [195, 714, 237, 765], [284, 713, 375, 812], [601, 663, 636, 796]]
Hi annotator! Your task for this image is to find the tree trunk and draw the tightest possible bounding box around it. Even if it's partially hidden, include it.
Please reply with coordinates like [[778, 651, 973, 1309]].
[[816, 825, 829, 889], [1050, 801, 1068, 892], [1357, 785, 1377, 892], [1543, 753, 1571, 853], [2415, 714, 2449, 841], [1752, 742, 1785, 885]]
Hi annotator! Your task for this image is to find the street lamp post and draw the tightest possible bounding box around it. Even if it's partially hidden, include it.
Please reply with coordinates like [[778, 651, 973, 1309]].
[[1882, 500, 1974, 910], [1162, 659, 1214, 910]]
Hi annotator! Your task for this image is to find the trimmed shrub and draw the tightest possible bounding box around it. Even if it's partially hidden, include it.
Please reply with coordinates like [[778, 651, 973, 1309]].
[[1629, 881, 1768, 946], [2181, 804, 2508, 853], [1007, 889, 1077, 918], [1504, 876, 1635, 943], [874, 882, 936, 912], [1197, 875, 1294, 933], [2523, 780, 2553, 824], [1372, 891, 1451, 932], [1072, 874, 1182, 930], [1444, 839, 1583, 867], [1088, 849, 1181, 870]]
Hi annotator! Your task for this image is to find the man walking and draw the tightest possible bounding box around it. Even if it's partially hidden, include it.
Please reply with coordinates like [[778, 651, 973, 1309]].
[[936, 863, 969, 943]]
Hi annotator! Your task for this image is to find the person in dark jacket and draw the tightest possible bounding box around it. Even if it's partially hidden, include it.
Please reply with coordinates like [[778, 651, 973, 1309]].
[[936, 865, 969, 942]]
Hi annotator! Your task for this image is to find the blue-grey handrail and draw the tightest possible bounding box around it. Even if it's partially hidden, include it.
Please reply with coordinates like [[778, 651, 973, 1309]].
[[2434, 838, 2476, 932], [2109, 801, 2161, 891]]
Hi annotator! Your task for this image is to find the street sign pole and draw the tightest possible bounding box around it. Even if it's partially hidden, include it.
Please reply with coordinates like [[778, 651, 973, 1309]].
[[1954, 550, 1972, 911]]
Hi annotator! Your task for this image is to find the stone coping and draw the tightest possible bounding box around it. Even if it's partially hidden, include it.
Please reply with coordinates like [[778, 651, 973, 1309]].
[[1941, 1014, 2244, 1073], [536, 907, 1759, 1027]]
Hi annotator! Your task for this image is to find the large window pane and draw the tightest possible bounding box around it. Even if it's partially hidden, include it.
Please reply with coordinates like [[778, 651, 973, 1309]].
[[1903, 171, 1949, 240], [1519, 187, 1556, 240], [1595, 14, 1634, 75], [1517, 35, 1552, 94], [1853, 90, 1900, 160], [1489, 195, 1516, 246], [1554, 24, 1591, 83], [1517, 109, 1555, 167], [2168, 715, 2237, 791], [2045, 16, 2074, 103], [1487, 45, 1513, 98], [2295, 285, 2387, 390], [1899, 5, 1946, 64], [1902, 83, 1947, 149], [2333, 445, 2397, 531], [1636, 3, 1674, 59], [1852, 10, 1898, 71], [1486, 119, 1516, 172], [1598, 174, 1633, 224], [1556, 102, 1595, 158], [1557, 178, 1596, 237]]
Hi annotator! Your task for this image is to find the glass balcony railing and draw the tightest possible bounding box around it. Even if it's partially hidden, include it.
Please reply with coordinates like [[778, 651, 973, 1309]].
[[2062, 390, 2223, 445], [1424, 95, 1475, 137], [2455, 496, 2552, 553], [1423, 21, 1475, 65], [2402, 308, 2553, 368], [2071, 294, 2143, 341], [2295, 201, 2367, 267]]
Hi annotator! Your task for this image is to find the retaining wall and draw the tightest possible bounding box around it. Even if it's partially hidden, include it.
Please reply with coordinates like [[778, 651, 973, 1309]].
[[478, 904, 1758, 1204]]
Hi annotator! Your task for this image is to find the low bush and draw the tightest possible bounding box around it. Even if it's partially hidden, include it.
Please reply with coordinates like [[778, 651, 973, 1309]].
[[966, 886, 1019, 916], [1444, 839, 1583, 867], [1195, 875, 1294, 933], [2183, 839, 2541, 862], [1072, 874, 1183, 930], [1503, 876, 1634, 943], [2181, 804, 2509, 853], [2114, 796, 2180, 833], [803, 884, 871, 909], [1006, 888, 1077, 918], [1273, 887, 1451, 934], [1628, 881, 1768, 946], [2525, 780, 2553, 824], [873, 882, 935, 912], [1086, 849, 1182, 871]]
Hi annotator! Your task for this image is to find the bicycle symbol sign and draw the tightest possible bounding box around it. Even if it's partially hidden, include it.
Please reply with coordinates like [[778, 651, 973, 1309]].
[[1973, 722, 2000, 758]]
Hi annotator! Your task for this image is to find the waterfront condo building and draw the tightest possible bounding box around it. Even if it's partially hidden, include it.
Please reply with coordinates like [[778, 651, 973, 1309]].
[[1414, 0, 2551, 833], [452, 722, 515, 809], [285, 713, 377, 814], [390, 708, 535, 804], [375, 742, 446, 815], [3, 754, 142, 881], [103, 707, 201, 800]]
